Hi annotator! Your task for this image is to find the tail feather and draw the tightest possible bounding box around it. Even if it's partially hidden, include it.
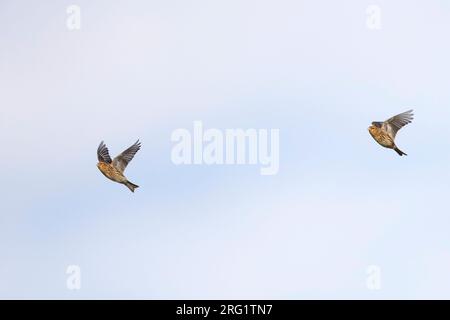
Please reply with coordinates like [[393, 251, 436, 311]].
[[394, 147, 407, 156], [124, 181, 139, 192]]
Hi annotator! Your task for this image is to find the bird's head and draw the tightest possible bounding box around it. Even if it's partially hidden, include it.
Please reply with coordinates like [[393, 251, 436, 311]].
[[368, 125, 377, 135], [371, 121, 382, 128]]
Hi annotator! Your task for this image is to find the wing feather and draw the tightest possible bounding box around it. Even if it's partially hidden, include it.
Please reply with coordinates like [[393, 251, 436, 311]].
[[97, 141, 112, 163], [382, 110, 414, 139], [112, 140, 141, 173]]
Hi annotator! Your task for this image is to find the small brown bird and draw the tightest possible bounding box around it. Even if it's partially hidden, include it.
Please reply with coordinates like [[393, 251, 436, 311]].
[[368, 110, 414, 156], [97, 140, 141, 192]]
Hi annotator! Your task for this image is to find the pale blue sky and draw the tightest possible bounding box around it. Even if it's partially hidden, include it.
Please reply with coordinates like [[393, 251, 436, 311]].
[[1, 0, 450, 299]]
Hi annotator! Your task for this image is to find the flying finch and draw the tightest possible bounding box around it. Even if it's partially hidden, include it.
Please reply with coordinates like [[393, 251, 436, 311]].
[[97, 140, 141, 192], [368, 110, 414, 156]]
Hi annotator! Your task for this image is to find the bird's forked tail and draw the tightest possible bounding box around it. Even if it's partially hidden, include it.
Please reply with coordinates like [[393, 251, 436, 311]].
[[394, 147, 407, 156], [124, 181, 139, 192]]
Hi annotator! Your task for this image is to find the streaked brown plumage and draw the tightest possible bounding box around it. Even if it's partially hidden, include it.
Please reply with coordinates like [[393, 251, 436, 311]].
[[368, 110, 414, 156], [97, 140, 141, 192]]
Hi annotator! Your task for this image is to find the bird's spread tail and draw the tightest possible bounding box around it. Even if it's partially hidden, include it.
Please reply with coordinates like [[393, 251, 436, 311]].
[[124, 181, 139, 192], [394, 147, 407, 156]]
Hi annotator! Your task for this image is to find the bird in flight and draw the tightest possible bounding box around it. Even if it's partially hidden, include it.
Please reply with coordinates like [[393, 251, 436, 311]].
[[97, 140, 141, 192], [368, 110, 414, 156]]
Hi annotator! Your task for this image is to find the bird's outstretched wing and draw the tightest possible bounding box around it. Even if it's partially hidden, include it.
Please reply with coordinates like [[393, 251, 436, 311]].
[[112, 140, 141, 173], [97, 141, 112, 163], [382, 110, 414, 139]]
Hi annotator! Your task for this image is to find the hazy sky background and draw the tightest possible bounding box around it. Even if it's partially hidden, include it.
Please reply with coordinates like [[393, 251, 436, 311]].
[[1, 0, 450, 299]]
